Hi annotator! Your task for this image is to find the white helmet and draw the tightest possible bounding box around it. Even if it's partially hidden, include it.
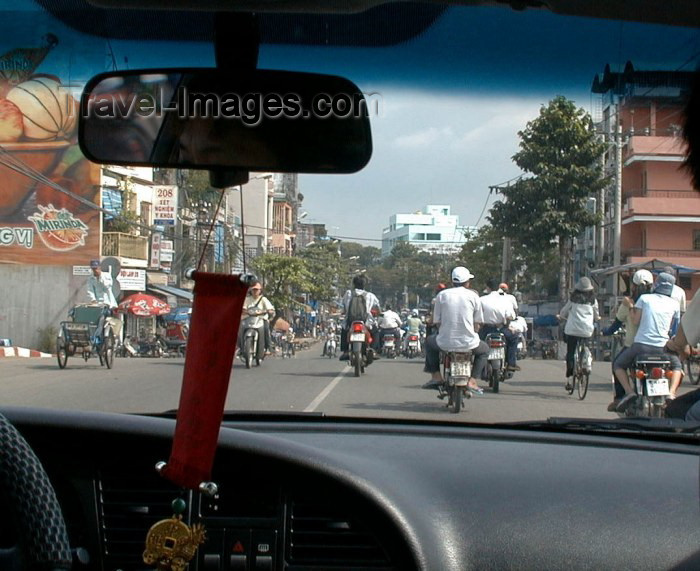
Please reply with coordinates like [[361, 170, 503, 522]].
[[411, 309, 419, 316], [632, 269, 654, 286]]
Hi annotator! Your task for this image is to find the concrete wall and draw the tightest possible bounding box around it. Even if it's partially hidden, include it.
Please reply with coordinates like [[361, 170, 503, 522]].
[[0, 264, 88, 348]]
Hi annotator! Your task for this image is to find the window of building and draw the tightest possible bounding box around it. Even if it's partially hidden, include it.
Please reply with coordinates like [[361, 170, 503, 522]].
[[412, 233, 425, 240], [694, 230, 700, 251], [679, 275, 692, 290], [426, 233, 441, 240]]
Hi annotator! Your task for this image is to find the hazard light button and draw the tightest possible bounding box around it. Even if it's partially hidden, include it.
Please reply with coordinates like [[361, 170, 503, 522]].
[[227, 530, 251, 571]]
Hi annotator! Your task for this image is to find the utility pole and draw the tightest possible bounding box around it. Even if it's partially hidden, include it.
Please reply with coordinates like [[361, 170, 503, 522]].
[[613, 123, 623, 297]]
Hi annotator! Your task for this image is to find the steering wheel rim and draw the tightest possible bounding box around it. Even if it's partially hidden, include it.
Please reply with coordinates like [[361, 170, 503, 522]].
[[0, 413, 72, 570]]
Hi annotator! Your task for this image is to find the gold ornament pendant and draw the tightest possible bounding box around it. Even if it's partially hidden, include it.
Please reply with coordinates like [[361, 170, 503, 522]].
[[143, 499, 206, 571]]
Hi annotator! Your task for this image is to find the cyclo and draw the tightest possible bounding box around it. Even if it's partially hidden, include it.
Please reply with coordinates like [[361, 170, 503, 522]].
[[437, 350, 472, 413], [56, 303, 116, 369]]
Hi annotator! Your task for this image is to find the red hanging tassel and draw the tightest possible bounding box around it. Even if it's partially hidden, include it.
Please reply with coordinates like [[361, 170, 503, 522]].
[[160, 272, 249, 489]]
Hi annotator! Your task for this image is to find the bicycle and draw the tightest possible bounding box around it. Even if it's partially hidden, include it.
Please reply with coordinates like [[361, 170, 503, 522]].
[[566, 338, 591, 400]]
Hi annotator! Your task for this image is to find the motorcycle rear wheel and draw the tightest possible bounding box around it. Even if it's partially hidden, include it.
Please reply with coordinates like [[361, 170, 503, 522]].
[[450, 386, 462, 413], [354, 352, 362, 377], [687, 357, 700, 385], [491, 365, 500, 394]]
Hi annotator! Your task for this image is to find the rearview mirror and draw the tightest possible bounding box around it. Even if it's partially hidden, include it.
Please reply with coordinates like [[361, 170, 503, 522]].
[[79, 69, 372, 173]]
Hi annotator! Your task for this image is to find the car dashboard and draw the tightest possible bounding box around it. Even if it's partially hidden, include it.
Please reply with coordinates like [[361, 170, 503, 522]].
[[2, 407, 700, 571]]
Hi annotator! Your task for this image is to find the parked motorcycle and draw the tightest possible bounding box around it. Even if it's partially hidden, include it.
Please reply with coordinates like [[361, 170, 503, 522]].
[[348, 321, 372, 377], [239, 310, 266, 369], [484, 331, 507, 394], [619, 355, 673, 418], [437, 351, 472, 413]]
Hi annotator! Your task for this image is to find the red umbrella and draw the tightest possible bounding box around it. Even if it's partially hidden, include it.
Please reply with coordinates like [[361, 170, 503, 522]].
[[118, 293, 171, 317]]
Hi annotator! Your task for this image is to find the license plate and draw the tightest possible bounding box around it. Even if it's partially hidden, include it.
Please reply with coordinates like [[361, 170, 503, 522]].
[[488, 348, 505, 360], [409, 341, 418, 348], [451, 362, 470, 377], [646, 378, 670, 396], [350, 333, 365, 342]]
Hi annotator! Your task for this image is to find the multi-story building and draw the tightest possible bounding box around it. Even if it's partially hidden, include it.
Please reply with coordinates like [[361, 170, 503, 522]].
[[269, 173, 299, 256], [229, 173, 274, 260], [381, 205, 474, 257], [592, 62, 700, 299]]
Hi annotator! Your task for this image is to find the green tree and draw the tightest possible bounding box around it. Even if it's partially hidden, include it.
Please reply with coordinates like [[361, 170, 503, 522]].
[[298, 242, 345, 303], [251, 254, 311, 310], [457, 225, 504, 291], [488, 96, 607, 303]]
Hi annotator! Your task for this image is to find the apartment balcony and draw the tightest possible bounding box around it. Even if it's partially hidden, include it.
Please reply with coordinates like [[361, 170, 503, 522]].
[[102, 232, 149, 261], [624, 135, 687, 165], [622, 189, 700, 219], [622, 248, 700, 272]]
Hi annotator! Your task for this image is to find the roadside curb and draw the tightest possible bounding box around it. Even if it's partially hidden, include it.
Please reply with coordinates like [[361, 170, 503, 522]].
[[0, 347, 52, 358]]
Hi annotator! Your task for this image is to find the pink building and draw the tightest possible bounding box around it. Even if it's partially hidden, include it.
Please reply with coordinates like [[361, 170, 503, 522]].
[[594, 63, 700, 299]]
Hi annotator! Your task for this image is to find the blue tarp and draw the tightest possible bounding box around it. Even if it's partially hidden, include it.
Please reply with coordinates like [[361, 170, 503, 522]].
[[101, 188, 122, 221], [534, 315, 559, 326]]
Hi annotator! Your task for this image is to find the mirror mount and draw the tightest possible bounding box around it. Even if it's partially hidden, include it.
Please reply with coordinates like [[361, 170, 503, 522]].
[[208, 13, 260, 185], [209, 169, 249, 189], [214, 12, 259, 72]]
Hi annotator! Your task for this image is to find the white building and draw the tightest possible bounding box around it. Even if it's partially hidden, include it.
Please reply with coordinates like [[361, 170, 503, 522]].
[[381, 205, 474, 257]]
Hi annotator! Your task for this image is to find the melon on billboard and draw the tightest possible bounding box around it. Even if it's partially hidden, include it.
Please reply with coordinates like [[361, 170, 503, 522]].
[[0, 31, 100, 265]]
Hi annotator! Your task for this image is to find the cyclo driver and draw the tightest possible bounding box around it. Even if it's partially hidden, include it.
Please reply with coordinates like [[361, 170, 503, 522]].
[[422, 267, 489, 394]]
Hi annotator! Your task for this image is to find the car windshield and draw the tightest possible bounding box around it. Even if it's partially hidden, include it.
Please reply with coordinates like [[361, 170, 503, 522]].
[[1, 0, 699, 426]]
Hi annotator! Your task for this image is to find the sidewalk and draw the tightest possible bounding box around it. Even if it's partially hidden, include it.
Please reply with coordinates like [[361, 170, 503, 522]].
[[0, 347, 52, 358]]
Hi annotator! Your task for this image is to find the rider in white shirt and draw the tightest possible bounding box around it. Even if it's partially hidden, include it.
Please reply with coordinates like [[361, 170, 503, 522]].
[[423, 266, 489, 393], [378, 305, 402, 348], [480, 279, 519, 371], [86, 260, 117, 308]]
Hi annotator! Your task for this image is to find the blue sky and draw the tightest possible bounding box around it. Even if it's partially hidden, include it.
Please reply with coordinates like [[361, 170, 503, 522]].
[[2, 2, 698, 246]]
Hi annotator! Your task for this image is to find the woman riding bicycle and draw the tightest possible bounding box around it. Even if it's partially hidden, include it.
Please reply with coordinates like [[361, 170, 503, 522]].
[[558, 277, 600, 392]]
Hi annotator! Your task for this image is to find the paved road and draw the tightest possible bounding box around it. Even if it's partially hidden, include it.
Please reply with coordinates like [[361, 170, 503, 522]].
[[0, 343, 692, 422]]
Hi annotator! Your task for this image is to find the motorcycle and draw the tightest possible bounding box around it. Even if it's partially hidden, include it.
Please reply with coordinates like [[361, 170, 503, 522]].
[[541, 340, 558, 360], [619, 355, 673, 418], [381, 332, 398, 359], [437, 351, 472, 413], [323, 332, 338, 358], [484, 331, 507, 394], [348, 321, 372, 377], [239, 310, 267, 369], [404, 333, 421, 359]]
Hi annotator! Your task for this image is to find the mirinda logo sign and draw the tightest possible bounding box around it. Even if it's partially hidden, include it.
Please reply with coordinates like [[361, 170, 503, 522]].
[[28, 204, 89, 251]]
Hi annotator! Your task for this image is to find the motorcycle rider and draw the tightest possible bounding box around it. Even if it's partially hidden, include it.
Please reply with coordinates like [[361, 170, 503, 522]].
[[377, 304, 402, 352], [603, 269, 653, 411], [613, 272, 683, 412], [339, 275, 380, 361], [422, 267, 489, 394], [86, 259, 122, 340], [239, 281, 275, 354], [403, 309, 424, 354], [321, 319, 338, 356], [559, 277, 600, 391], [499, 282, 519, 319], [663, 266, 687, 316], [426, 282, 447, 336], [480, 278, 519, 372]]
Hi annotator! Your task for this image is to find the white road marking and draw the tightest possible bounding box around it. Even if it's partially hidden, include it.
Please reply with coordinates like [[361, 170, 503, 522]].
[[304, 366, 350, 412]]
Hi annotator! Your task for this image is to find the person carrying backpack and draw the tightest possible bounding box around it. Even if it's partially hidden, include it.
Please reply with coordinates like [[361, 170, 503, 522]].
[[339, 275, 380, 361]]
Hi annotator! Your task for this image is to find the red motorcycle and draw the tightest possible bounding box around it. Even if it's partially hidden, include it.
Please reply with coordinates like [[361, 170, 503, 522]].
[[348, 321, 373, 377]]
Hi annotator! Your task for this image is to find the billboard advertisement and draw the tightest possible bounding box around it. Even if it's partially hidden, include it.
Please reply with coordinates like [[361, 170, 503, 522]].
[[0, 22, 102, 265]]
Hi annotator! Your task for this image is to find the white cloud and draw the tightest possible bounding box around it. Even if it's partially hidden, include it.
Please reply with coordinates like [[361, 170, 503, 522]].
[[393, 126, 454, 149]]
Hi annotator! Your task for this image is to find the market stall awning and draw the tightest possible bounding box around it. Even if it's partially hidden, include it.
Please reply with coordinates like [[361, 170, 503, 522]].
[[147, 284, 194, 302], [591, 259, 698, 277]]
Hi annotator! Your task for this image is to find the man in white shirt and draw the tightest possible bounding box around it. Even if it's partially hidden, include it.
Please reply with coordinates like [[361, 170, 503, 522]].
[[86, 260, 117, 308], [664, 266, 687, 315], [339, 275, 381, 360], [377, 304, 402, 349], [422, 266, 489, 392], [499, 282, 519, 317], [480, 279, 519, 371], [614, 272, 683, 411]]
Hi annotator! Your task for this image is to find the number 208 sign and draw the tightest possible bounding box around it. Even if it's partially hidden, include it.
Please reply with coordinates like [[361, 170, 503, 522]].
[[153, 186, 178, 226]]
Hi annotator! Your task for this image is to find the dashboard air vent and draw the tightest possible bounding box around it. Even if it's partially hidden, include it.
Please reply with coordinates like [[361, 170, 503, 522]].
[[288, 498, 392, 569], [97, 470, 186, 570]]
